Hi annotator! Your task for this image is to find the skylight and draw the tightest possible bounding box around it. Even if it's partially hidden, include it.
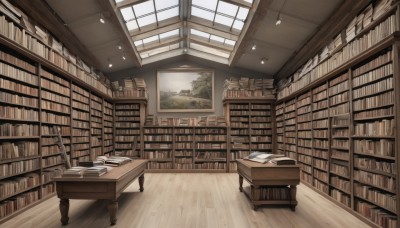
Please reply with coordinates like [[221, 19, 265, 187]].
[[191, 0, 250, 31], [120, 0, 179, 31], [115, 0, 255, 64], [134, 29, 180, 49]]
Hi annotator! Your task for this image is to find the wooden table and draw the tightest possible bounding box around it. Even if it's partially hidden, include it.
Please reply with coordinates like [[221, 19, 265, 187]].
[[236, 159, 300, 210], [52, 160, 148, 225]]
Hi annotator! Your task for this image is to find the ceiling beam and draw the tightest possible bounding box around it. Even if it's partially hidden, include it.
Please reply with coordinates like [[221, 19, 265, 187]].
[[131, 21, 184, 41], [225, 0, 252, 8], [189, 16, 241, 35], [274, 0, 371, 81], [98, 0, 142, 67], [116, 0, 147, 9], [13, 0, 101, 69], [187, 49, 229, 65], [189, 39, 231, 54], [187, 21, 239, 41], [129, 17, 181, 36], [189, 37, 234, 52], [141, 49, 184, 65], [137, 37, 184, 52], [228, 0, 272, 66]]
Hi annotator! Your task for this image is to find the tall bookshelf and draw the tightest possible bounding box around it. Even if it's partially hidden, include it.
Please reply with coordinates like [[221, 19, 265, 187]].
[[274, 7, 400, 226], [103, 100, 114, 156], [114, 101, 146, 158], [90, 93, 103, 160], [224, 99, 274, 171], [284, 98, 296, 159], [0, 6, 118, 221], [275, 103, 285, 155], [70, 84, 91, 166]]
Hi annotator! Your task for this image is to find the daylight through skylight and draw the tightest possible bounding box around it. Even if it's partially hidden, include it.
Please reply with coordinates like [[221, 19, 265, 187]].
[[115, 0, 254, 63]]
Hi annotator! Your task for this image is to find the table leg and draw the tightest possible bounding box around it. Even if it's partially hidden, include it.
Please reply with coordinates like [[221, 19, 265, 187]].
[[108, 200, 118, 225], [290, 185, 297, 211], [139, 174, 145, 192], [239, 175, 243, 192], [59, 199, 69, 225]]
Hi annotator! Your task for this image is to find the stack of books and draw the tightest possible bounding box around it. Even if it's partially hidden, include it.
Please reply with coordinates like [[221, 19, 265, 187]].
[[96, 156, 132, 166], [244, 152, 296, 165], [82, 166, 108, 177], [62, 167, 86, 177]]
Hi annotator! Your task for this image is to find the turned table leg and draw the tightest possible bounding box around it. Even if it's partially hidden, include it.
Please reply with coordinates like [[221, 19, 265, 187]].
[[108, 200, 118, 225], [239, 175, 243, 192], [139, 174, 145, 192], [59, 199, 69, 225]]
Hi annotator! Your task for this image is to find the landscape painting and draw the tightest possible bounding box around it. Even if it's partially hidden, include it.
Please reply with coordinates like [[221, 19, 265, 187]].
[[157, 69, 214, 112]]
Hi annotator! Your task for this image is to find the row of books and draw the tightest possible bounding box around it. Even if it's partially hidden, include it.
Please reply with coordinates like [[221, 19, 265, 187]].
[[277, 13, 396, 99]]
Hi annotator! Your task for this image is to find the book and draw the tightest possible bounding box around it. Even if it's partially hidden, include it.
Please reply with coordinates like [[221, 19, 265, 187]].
[[62, 166, 87, 177], [244, 152, 284, 164], [96, 156, 132, 166], [79, 160, 104, 167], [82, 166, 108, 177], [270, 157, 296, 165]]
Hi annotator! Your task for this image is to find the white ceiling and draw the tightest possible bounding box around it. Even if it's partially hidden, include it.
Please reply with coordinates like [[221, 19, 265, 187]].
[[45, 0, 343, 77]]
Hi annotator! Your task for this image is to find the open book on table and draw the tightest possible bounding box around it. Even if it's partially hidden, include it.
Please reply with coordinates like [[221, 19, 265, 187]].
[[96, 156, 132, 166], [244, 152, 296, 165]]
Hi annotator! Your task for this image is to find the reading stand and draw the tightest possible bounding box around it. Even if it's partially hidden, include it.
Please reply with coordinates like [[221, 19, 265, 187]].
[[236, 159, 300, 210]]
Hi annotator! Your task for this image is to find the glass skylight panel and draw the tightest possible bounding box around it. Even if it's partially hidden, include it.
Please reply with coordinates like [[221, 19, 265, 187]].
[[137, 15, 157, 27], [236, 7, 249, 20], [217, 1, 238, 17], [155, 0, 178, 10], [134, 40, 143, 47], [157, 7, 179, 21], [215, 15, 234, 27], [224, 39, 236, 46], [190, 43, 230, 58], [115, 0, 123, 3], [232, 20, 244, 30], [190, 29, 210, 39], [159, 29, 179, 40], [133, 0, 154, 17], [121, 7, 135, 21], [243, 0, 253, 3], [140, 43, 180, 58], [210, 35, 224, 43], [192, 0, 218, 11], [126, 20, 138, 31], [142, 35, 159, 44], [191, 7, 215, 21]]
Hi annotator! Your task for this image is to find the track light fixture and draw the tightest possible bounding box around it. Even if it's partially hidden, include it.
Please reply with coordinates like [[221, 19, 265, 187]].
[[108, 58, 113, 68], [260, 57, 268, 65], [276, 13, 282, 26], [99, 13, 105, 24], [251, 44, 256, 50]]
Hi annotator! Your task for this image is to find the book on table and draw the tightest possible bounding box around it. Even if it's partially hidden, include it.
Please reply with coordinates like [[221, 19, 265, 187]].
[[82, 166, 108, 177], [96, 156, 132, 166], [244, 152, 295, 164], [62, 166, 87, 177]]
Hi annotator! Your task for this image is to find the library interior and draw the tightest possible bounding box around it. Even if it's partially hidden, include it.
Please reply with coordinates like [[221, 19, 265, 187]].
[[0, 0, 399, 227]]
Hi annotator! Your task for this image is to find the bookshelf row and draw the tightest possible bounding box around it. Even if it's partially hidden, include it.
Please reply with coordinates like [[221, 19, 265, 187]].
[[275, 45, 398, 228]]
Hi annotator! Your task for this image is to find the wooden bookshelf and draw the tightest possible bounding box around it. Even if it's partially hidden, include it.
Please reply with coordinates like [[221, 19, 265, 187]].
[[274, 7, 400, 226], [143, 126, 174, 170], [224, 99, 274, 171], [103, 100, 114, 155], [114, 101, 146, 158]]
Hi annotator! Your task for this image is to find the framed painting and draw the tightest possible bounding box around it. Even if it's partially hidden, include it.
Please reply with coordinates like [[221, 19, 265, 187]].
[[157, 68, 214, 112]]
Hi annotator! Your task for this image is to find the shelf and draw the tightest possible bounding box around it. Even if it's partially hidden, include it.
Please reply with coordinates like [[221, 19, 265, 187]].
[[353, 195, 397, 215], [353, 178, 396, 194], [353, 115, 394, 121], [353, 103, 394, 113], [354, 166, 396, 178], [330, 171, 350, 180], [352, 73, 393, 90], [353, 152, 395, 161], [352, 135, 395, 139]]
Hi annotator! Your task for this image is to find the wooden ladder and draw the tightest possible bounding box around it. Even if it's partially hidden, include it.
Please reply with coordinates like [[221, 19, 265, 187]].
[[53, 126, 72, 169]]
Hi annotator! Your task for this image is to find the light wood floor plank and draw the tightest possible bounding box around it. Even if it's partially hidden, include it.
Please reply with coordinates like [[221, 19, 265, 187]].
[[1, 173, 370, 228]]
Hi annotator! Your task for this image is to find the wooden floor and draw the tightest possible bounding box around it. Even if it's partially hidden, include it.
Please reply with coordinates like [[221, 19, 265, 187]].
[[2, 173, 369, 228]]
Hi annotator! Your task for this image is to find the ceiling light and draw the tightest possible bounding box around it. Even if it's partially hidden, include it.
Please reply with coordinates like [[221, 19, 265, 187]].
[[251, 44, 256, 50], [108, 58, 113, 68], [122, 54, 126, 60], [99, 13, 105, 24], [260, 57, 268, 65], [118, 44, 122, 50], [276, 13, 282, 26], [183, 48, 188, 53]]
